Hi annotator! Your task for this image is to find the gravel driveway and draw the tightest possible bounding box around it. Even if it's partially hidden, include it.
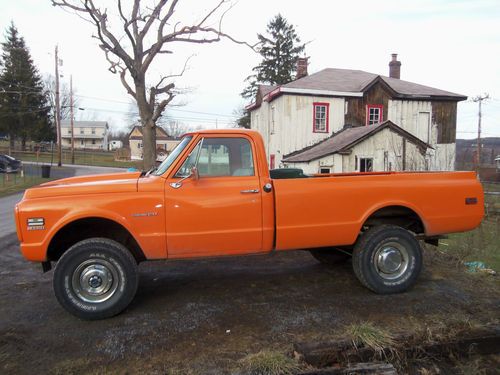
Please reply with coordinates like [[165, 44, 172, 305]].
[[1, 236, 498, 374]]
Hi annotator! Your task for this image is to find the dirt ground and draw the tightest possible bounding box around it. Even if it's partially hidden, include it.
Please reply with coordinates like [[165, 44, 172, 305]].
[[0, 233, 498, 375]]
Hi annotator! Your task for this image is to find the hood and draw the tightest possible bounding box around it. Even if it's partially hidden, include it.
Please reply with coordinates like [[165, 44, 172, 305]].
[[24, 172, 142, 199]]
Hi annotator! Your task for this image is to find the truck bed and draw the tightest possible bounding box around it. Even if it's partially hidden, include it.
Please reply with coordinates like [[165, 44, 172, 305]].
[[273, 171, 484, 250]]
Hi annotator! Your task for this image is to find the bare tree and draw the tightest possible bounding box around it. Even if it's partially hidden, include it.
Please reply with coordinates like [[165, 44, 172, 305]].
[[44, 75, 80, 120], [162, 119, 198, 138], [52, 0, 255, 169]]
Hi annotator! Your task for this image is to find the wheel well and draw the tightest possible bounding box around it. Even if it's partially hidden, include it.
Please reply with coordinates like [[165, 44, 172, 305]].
[[47, 218, 146, 263], [362, 206, 425, 234]]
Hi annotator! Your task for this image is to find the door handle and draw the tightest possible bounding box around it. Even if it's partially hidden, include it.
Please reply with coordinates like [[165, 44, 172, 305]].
[[240, 189, 259, 194]]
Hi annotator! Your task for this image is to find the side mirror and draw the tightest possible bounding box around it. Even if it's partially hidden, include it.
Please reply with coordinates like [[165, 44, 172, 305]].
[[170, 166, 199, 189]]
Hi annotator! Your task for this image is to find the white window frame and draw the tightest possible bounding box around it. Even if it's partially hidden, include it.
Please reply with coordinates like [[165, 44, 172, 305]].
[[313, 103, 329, 133], [366, 105, 383, 125]]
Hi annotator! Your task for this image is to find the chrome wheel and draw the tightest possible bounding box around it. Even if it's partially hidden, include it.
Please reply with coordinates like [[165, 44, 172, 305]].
[[374, 241, 409, 280], [71, 259, 119, 303]]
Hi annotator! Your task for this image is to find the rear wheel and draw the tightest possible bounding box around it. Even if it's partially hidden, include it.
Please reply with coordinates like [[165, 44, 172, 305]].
[[53, 238, 139, 320], [352, 225, 422, 294], [310, 247, 352, 266]]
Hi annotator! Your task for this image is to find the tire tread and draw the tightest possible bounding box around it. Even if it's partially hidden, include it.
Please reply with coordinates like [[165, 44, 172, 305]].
[[54, 237, 139, 320]]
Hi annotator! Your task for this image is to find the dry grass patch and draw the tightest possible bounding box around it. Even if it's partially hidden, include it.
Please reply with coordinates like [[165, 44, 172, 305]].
[[345, 322, 396, 354], [239, 350, 302, 375]]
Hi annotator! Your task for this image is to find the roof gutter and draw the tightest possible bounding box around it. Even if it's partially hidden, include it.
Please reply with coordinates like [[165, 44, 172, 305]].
[[245, 102, 259, 111], [281, 87, 363, 97], [263, 87, 363, 103]]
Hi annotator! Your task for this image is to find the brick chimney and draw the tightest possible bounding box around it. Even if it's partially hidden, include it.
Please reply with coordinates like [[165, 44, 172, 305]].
[[389, 53, 401, 79], [296, 57, 309, 80]]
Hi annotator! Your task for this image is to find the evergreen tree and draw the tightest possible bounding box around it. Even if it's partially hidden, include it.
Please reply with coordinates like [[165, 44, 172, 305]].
[[0, 23, 52, 149], [241, 14, 305, 100]]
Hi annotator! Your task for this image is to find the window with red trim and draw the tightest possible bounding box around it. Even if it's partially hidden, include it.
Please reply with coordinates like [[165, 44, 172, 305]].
[[270, 154, 275, 169], [313, 102, 329, 133], [366, 104, 383, 125]]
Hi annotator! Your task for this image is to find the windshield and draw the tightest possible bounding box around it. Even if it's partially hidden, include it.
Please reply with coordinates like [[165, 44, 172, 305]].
[[153, 136, 193, 176]]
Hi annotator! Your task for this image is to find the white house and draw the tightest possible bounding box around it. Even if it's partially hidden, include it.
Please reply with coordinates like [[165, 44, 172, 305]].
[[128, 125, 180, 160], [247, 55, 466, 173], [61, 120, 109, 150], [283, 121, 431, 174]]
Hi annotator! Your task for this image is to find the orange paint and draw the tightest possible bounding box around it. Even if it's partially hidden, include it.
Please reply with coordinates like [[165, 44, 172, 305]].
[[15, 129, 484, 263]]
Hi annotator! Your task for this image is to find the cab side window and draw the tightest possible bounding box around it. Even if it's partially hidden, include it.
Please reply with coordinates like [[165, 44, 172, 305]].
[[197, 137, 255, 177]]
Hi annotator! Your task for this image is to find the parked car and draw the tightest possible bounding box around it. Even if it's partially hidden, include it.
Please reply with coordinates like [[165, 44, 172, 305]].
[[15, 129, 484, 320], [0, 154, 22, 173]]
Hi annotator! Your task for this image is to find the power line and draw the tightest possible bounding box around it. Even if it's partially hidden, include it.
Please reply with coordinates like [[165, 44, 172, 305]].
[[74, 94, 238, 118], [1, 79, 239, 119]]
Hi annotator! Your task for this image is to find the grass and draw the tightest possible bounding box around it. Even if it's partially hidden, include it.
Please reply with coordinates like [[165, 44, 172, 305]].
[[238, 350, 302, 375], [0, 175, 54, 197], [412, 313, 482, 345], [345, 322, 396, 355], [9, 150, 142, 169], [440, 219, 500, 272]]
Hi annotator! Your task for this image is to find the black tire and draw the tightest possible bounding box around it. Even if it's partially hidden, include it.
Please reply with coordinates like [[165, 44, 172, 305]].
[[53, 238, 139, 320], [310, 247, 352, 266], [352, 225, 422, 294]]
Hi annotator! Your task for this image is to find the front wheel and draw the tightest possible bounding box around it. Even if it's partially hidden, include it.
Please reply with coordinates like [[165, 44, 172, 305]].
[[53, 238, 139, 320], [352, 225, 422, 294]]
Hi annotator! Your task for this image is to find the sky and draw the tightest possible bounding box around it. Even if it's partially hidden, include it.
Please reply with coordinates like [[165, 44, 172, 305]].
[[1, 0, 499, 139]]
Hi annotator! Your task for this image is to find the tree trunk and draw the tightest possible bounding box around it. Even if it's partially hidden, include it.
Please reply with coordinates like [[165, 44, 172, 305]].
[[141, 119, 157, 170], [135, 78, 157, 171]]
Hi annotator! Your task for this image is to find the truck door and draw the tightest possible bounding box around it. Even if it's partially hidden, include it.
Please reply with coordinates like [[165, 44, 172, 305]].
[[164, 135, 264, 258]]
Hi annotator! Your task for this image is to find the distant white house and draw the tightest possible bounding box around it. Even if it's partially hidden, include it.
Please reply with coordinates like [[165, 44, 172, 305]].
[[108, 140, 123, 150], [61, 120, 109, 150], [495, 155, 500, 172], [128, 125, 180, 160]]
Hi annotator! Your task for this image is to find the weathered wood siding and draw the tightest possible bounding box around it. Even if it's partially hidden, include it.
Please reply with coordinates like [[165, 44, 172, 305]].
[[345, 82, 391, 126], [387, 100, 434, 142], [252, 95, 345, 167], [285, 128, 427, 174], [432, 101, 457, 143]]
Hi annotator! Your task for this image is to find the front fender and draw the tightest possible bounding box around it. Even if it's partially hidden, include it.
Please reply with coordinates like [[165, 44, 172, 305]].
[[19, 208, 137, 262]]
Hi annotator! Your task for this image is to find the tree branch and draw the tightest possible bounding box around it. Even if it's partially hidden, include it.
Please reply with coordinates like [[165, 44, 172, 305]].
[[140, 0, 169, 40], [51, 0, 258, 169], [152, 94, 174, 122], [117, 0, 136, 50]]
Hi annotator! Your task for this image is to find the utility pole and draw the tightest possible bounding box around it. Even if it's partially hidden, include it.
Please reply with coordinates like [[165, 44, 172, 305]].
[[472, 93, 490, 171], [70, 75, 75, 164], [54, 46, 62, 167]]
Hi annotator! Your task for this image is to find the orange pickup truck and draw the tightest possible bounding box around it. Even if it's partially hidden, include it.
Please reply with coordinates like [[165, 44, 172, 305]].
[[15, 129, 484, 319]]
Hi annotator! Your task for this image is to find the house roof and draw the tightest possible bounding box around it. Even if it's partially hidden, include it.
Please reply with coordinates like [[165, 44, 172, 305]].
[[128, 125, 176, 141], [282, 120, 432, 163], [284, 68, 466, 100], [247, 68, 467, 110], [60, 120, 108, 128], [259, 85, 278, 97]]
